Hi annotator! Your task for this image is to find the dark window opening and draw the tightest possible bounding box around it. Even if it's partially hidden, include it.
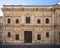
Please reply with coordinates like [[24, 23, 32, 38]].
[[16, 19, 19, 23], [37, 19, 40, 24], [59, 32, 60, 35], [46, 32, 49, 37], [26, 17, 30, 23], [8, 32, 11, 37], [36, 8, 38, 11], [37, 34, 41, 40], [59, 40, 60, 43], [46, 18, 49, 24], [59, 32, 60, 39], [8, 19, 11, 24], [16, 34, 19, 40]]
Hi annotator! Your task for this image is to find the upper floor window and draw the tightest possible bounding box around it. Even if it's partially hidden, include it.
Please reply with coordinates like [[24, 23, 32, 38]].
[[8, 32, 11, 37], [7, 18, 11, 24], [16, 19, 19, 24], [46, 18, 49, 24], [46, 32, 49, 37], [26, 17, 30, 23], [37, 19, 40, 24]]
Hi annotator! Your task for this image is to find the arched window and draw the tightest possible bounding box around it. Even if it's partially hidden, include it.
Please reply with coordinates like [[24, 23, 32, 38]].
[[37, 19, 40, 24], [46, 18, 49, 24], [16, 19, 19, 23], [7, 18, 11, 24]]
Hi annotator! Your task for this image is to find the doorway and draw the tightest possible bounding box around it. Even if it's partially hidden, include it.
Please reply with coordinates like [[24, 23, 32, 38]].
[[24, 31, 32, 43]]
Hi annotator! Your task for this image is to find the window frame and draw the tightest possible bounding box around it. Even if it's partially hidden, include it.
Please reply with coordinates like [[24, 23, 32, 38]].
[[46, 18, 49, 24], [37, 19, 40, 24], [8, 32, 11, 37], [37, 34, 41, 40], [26, 17, 30, 23], [16, 19, 19, 24], [16, 34, 19, 40], [7, 18, 11, 24], [46, 32, 49, 37]]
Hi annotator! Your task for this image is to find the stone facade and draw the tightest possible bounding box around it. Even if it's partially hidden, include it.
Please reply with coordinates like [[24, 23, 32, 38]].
[[1, 4, 60, 45]]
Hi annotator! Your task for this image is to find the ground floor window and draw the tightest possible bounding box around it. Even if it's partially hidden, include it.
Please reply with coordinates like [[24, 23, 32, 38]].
[[37, 34, 41, 40], [59, 40, 60, 43], [59, 32, 60, 43], [8, 32, 11, 37], [46, 32, 49, 37], [16, 34, 19, 40], [59, 32, 60, 37]]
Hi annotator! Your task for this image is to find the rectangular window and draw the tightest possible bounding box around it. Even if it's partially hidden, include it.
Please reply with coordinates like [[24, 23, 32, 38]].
[[37, 19, 40, 24], [8, 32, 11, 37], [8, 19, 11, 24], [16, 19, 19, 24], [46, 32, 49, 37], [37, 34, 41, 40], [16, 34, 19, 40], [59, 32, 60, 43], [59, 40, 60, 43], [26, 17, 30, 23], [59, 32, 60, 35]]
